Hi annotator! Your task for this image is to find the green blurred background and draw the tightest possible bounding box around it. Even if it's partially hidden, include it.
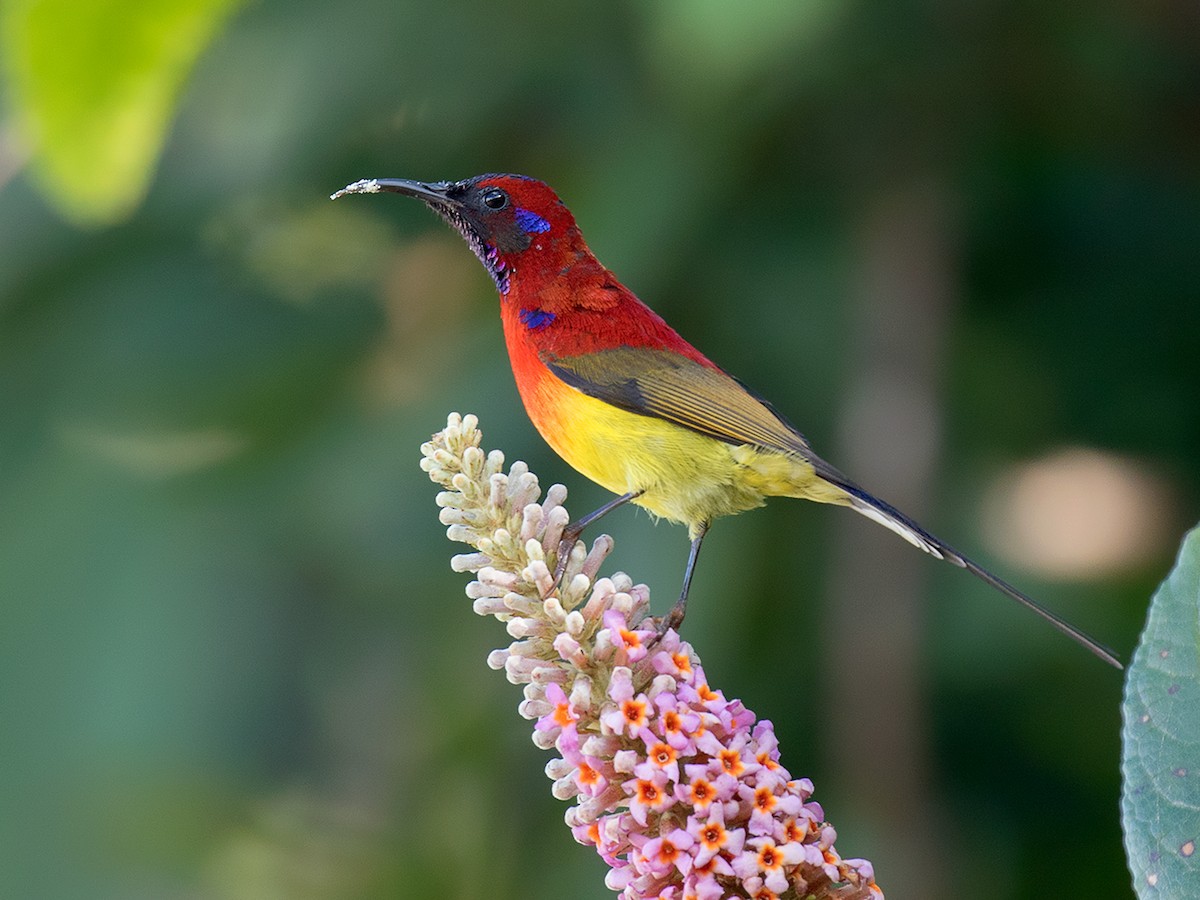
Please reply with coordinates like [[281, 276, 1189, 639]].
[[2, 1, 1197, 898]]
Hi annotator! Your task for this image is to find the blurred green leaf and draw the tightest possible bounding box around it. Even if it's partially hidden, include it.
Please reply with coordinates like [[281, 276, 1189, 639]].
[[1122, 526, 1200, 898], [1, 0, 241, 225]]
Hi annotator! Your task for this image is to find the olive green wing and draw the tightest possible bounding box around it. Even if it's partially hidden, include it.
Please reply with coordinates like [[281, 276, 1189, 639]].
[[544, 345, 838, 471]]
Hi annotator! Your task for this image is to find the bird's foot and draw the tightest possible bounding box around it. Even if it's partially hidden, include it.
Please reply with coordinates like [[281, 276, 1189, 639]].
[[652, 593, 689, 641], [545, 526, 583, 598], [651, 527, 702, 640], [543, 491, 641, 598]]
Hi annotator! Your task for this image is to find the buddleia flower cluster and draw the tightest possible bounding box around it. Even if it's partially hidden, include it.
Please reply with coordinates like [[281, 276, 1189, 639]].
[[420, 413, 882, 900]]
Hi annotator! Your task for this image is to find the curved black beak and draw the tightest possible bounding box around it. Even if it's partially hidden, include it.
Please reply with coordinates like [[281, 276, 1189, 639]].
[[330, 178, 454, 204]]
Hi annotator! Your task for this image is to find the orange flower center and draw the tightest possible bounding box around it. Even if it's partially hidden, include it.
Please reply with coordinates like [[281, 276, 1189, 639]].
[[754, 787, 776, 812], [656, 840, 680, 864], [650, 743, 676, 766], [622, 699, 647, 726], [637, 780, 661, 804], [553, 703, 574, 727], [759, 844, 782, 870], [718, 749, 744, 776]]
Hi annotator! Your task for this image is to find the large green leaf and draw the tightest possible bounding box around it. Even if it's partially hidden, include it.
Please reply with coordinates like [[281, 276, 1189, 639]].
[[1122, 526, 1200, 897], [1, 0, 241, 225]]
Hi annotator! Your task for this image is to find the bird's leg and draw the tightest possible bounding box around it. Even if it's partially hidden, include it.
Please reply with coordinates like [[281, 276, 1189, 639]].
[[550, 490, 641, 590], [658, 522, 708, 636]]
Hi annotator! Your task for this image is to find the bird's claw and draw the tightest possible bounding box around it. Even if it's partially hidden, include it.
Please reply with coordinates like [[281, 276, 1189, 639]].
[[543, 532, 580, 598], [646, 594, 688, 648]]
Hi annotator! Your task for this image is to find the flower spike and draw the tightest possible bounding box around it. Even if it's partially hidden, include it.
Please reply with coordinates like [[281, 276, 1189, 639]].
[[421, 413, 882, 900]]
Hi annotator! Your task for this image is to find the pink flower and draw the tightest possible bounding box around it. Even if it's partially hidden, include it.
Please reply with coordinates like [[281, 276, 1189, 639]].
[[628, 769, 673, 826], [652, 694, 701, 753], [635, 736, 681, 784], [687, 806, 745, 868], [638, 827, 696, 878], [575, 756, 611, 797], [732, 837, 807, 895], [741, 782, 803, 836], [686, 853, 735, 900], [650, 631, 694, 681], [423, 415, 884, 900], [535, 682, 577, 736], [601, 666, 653, 738], [604, 608, 655, 664]]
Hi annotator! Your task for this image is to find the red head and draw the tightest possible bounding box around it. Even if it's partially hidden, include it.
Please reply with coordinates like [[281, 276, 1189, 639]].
[[335, 174, 590, 297], [332, 172, 716, 367]]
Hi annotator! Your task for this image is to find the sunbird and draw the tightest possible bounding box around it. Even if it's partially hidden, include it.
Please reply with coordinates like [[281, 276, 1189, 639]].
[[333, 173, 1121, 669]]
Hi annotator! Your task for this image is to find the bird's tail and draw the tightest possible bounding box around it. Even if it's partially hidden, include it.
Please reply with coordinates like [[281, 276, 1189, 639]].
[[840, 484, 1123, 669]]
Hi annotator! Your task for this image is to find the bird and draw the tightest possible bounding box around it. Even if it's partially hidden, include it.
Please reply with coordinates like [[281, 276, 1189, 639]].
[[332, 173, 1122, 669]]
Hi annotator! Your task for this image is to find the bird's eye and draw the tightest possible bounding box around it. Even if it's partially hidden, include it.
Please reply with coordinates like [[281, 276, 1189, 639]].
[[481, 187, 509, 210]]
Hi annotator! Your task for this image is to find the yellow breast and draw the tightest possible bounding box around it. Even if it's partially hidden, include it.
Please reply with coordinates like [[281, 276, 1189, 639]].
[[517, 367, 847, 536]]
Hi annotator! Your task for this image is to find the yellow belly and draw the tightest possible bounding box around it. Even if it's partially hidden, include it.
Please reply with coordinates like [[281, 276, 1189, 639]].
[[521, 372, 850, 537]]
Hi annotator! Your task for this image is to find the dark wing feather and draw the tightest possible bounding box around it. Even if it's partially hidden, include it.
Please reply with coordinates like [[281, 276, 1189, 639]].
[[544, 346, 853, 482]]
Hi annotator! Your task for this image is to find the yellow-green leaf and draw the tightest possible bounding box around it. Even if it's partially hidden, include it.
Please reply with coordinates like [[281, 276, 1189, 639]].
[[1, 0, 242, 225]]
